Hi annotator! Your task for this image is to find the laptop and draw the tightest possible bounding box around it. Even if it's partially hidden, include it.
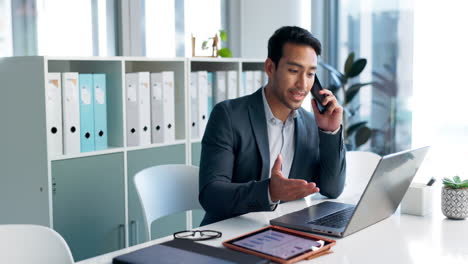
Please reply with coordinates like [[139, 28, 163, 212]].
[[270, 146, 430, 238]]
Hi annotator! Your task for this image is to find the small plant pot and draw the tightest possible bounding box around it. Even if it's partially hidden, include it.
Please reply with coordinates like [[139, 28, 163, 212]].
[[441, 187, 468, 219]]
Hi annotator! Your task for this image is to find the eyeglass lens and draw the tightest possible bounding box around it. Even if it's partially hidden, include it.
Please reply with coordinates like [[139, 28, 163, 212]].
[[174, 230, 221, 240]]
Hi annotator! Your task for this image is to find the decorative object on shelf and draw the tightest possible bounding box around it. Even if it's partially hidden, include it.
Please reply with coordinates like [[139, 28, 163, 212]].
[[320, 52, 373, 150], [191, 30, 232, 58], [210, 34, 219, 57], [441, 175, 468, 219]]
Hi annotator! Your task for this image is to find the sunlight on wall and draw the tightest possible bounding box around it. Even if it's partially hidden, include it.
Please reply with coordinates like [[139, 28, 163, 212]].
[[0, 0, 12, 57], [145, 0, 176, 57], [98, 0, 107, 56], [413, 0, 468, 178], [37, 0, 93, 56]]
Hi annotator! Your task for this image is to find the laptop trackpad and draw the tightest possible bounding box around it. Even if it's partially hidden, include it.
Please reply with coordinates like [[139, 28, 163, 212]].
[[302, 201, 354, 221]]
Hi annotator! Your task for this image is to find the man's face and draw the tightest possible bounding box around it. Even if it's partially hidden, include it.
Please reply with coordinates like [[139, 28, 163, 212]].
[[268, 42, 318, 111]]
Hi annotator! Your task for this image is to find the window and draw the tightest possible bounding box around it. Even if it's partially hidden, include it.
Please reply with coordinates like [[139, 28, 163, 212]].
[[96, 0, 109, 56], [0, 0, 13, 57], [36, 0, 93, 56], [35, 0, 113, 56], [184, 0, 221, 56], [145, 0, 176, 57], [336, 0, 414, 154], [412, 1, 468, 177], [143, 0, 221, 57], [2, 0, 113, 56]]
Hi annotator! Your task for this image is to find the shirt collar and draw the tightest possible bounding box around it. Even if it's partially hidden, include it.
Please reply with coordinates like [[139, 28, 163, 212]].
[[262, 86, 298, 125]]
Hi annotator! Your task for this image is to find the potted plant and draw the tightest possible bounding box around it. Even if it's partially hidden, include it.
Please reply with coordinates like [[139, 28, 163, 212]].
[[320, 52, 373, 150], [441, 176, 468, 219], [198, 30, 232, 58]]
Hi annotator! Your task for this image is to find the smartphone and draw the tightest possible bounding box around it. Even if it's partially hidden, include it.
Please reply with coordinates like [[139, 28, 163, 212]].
[[310, 76, 327, 114]]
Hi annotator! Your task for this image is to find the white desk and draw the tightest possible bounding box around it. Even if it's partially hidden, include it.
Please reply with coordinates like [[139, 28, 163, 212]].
[[78, 182, 468, 264]]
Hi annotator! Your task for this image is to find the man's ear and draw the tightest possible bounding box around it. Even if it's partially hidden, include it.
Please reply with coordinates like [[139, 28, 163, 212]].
[[265, 58, 275, 79]]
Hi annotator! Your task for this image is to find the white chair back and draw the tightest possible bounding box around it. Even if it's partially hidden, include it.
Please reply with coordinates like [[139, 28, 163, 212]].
[[0, 224, 74, 264], [134, 164, 202, 240]]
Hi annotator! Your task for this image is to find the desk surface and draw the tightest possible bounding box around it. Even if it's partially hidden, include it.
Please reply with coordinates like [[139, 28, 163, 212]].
[[78, 183, 468, 264]]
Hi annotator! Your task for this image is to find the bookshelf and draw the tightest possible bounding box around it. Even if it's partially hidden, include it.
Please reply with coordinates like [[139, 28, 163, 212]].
[[0, 56, 265, 261]]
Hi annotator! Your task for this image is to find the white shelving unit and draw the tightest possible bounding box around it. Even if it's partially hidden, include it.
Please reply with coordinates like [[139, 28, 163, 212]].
[[0, 56, 265, 261]]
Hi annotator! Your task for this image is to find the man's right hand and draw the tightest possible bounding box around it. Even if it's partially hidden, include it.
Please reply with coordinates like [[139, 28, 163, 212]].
[[269, 154, 320, 202]]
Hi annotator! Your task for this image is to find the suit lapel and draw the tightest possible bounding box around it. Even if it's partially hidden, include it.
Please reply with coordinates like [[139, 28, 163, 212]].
[[289, 111, 306, 179], [248, 89, 270, 180]]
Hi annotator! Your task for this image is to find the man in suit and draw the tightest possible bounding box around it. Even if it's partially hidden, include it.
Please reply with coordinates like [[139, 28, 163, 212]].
[[199, 26, 346, 225]]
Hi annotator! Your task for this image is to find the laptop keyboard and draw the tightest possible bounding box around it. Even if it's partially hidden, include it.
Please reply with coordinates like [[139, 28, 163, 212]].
[[307, 206, 355, 228]]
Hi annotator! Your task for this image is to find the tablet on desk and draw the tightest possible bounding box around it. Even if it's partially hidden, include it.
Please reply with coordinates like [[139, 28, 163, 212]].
[[223, 225, 336, 264]]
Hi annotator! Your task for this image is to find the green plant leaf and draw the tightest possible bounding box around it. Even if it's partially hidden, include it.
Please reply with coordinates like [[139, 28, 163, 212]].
[[219, 30, 228, 41], [319, 61, 346, 84], [355, 126, 372, 147], [202, 40, 208, 50], [442, 178, 454, 184], [344, 52, 355, 76], [344, 88, 359, 105], [347, 121, 367, 136], [329, 74, 344, 90], [348, 105, 361, 116], [328, 84, 341, 94], [347, 58, 367, 78], [454, 175, 461, 183], [218, 47, 232, 58], [347, 108, 357, 117], [442, 179, 451, 184], [345, 82, 373, 103]]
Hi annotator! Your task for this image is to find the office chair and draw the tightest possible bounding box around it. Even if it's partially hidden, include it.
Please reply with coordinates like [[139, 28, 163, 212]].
[[134, 164, 203, 241], [344, 151, 381, 198], [0, 224, 74, 264]]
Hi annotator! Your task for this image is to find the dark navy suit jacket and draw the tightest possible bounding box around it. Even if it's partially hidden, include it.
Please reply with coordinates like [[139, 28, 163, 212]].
[[198, 88, 346, 225]]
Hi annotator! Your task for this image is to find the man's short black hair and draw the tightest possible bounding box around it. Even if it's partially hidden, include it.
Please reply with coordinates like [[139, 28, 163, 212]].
[[268, 26, 322, 68]]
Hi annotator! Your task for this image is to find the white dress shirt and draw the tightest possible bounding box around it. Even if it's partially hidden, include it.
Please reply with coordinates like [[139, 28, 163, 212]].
[[262, 88, 296, 205], [262, 87, 297, 180], [261, 87, 340, 206]]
